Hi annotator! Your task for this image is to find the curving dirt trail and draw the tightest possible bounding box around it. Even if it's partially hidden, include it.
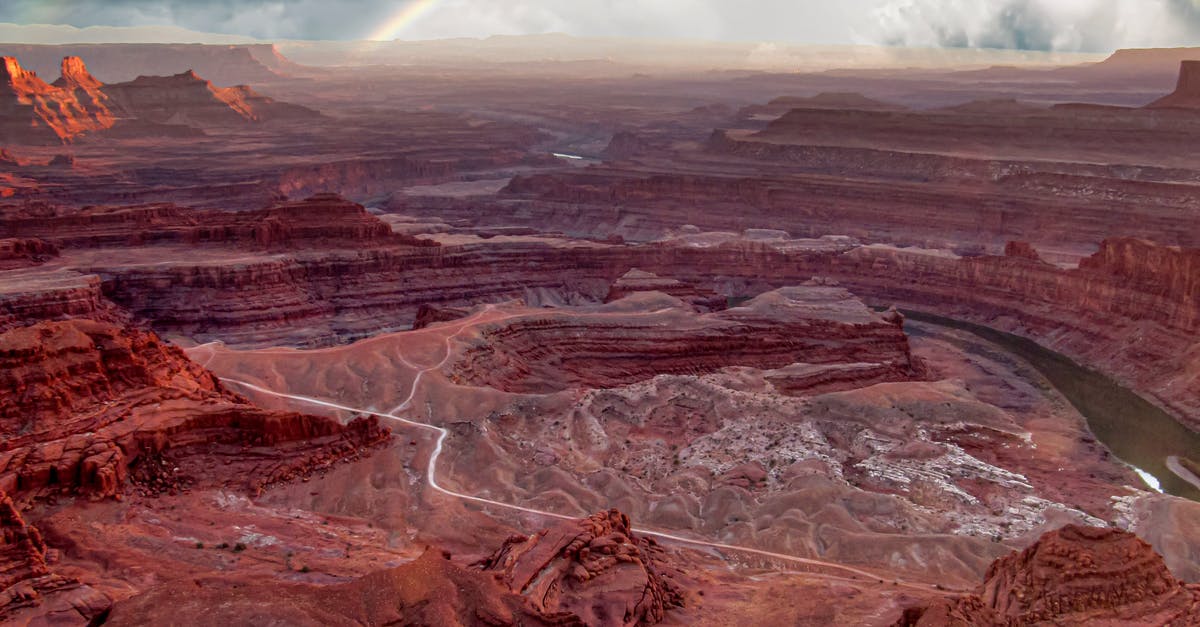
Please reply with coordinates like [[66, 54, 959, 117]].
[[215, 305, 960, 594]]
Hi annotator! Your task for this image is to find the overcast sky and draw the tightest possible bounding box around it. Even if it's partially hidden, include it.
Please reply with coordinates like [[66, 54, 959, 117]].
[[2, 0, 1200, 51]]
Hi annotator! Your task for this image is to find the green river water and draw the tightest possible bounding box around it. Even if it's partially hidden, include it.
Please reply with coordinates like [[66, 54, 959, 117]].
[[901, 310, 1200, 503]]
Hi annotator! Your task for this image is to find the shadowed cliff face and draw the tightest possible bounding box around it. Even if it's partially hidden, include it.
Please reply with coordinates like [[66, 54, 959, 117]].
[[1148, 60, 1200, 108]]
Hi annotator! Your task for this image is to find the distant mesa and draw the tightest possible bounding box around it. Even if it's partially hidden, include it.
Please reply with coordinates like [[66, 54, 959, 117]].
[[740, 92, 906, 121], [768, 92, 907, 111], [936, 98, 1046, 115], [0, 55, 321, 144], [102, 67, 322, 126], [1146, 60, 1200, 109]]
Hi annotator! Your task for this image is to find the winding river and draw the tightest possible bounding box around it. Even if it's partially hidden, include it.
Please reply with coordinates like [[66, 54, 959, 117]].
[[902, 310, 1200, 503]]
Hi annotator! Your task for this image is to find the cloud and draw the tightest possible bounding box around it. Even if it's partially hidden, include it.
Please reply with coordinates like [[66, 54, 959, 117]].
[[870, 0, 1200, 52], [0, 0, 872, 43], [1, 0, 1198, 50]]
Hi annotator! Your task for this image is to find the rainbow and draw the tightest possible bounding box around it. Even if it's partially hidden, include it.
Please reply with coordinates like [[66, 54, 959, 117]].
[[367, 0, 442, 41]]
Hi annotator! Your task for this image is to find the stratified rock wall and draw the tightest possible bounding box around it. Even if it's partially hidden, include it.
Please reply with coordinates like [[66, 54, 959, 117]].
[[448, 287, 922, 394], [0, 319, 390, 500]]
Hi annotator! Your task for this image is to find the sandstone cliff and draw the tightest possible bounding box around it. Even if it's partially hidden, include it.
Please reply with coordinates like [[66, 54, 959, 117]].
[[0, 319, 390, 500], [1147, 60, 1200, 109], [0, 54, 320, 143], [826, 239, 1200, 426], [102, 68, 321, 126], [0, 56, 115, 144], [0, 193, 425, 250], [446, 287, 923, 394]]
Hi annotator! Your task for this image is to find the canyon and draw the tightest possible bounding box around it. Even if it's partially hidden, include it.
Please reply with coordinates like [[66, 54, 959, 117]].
[[0, 35, 1197, 625]]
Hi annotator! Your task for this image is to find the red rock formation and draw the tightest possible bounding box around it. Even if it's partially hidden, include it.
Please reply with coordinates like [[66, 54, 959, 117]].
[[500, 157, 1200, 250], [0, 149, 21, 167], [0, 271, 127, 333], [0, 319, 390, 500], [102, 68, 321, 126], [0, 56, 115, 144], [0, 54, 318, 143], [0, 488, 110, 623], [604, 269, 725, 310], [413, 303, 473, 329], [0, 238, 56, 270], [1002, 241, 1043, 262], [0, 193, 427, 250], [448, 287, 922, 394], [103, 547, 573, 626], [765, 360, 922, 397], [52, 56, 103, 92], [476, 510, 683, 626], [0, 43, 285, 85], [1147, 60, 1200, 109], [895, 525, 1200, 626], [0, 490, 50, 604]]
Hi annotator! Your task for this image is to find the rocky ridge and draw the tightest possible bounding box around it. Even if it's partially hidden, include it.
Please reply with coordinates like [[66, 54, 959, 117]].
[[0, 55, 318, 144], [477, 509, 683, 626], [446, 287, 923, 394], [896, 525, 1200, 626], [0, 56, 115, 144], [0, 318, 390, 501]]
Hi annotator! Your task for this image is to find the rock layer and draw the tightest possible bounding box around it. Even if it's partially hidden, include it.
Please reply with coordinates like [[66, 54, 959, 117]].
[[447, 287, 923, 394], [0, 193, 425, 250], [0, 318, 390, 500]]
